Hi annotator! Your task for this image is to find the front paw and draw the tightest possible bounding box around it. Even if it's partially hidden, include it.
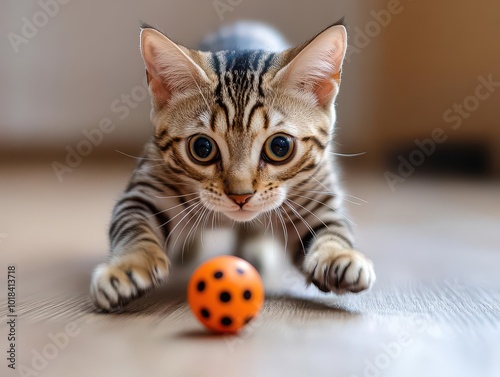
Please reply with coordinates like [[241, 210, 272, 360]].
[[90, 247, 169, 311], [304, 248, 375, 294]]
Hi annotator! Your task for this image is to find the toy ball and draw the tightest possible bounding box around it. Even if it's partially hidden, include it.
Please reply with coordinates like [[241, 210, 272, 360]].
[[188, 256, 264, 334]]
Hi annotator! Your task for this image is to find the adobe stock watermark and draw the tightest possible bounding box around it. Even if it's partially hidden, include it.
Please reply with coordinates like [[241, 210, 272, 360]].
[[7, 0, 71, 54], [345, 0, 414, 64], [17, 321, 82, 377], [385, 74, 500, 191], [213, 0, 244, 21], [350, 314, 430, 377], [51, 76, 150, 182]]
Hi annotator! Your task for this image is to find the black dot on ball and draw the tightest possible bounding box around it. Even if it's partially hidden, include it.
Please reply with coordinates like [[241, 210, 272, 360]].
[[243, 290, 252, 300], [197, 280, 206, 292], [200, 308, 210, 318], [219, 291, 231, 303], [244, 316, 253, 324], [214, 271, 223, 279], [220, 316, 233, 327], [236, 268, 244, 275]]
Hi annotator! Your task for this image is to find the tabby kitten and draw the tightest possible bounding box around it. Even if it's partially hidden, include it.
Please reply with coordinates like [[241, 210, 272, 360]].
[[90, 21, 375, 311]]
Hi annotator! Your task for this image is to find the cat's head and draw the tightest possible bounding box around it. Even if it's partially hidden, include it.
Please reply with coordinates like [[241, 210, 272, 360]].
[[140, 23, 347, 222]]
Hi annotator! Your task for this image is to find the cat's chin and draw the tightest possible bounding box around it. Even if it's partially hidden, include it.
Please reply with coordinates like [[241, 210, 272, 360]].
[[223, 209, 259, 222]]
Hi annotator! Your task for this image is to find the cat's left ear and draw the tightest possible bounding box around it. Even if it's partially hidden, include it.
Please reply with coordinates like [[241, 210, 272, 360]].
[[274, 24, 347, 108], [140, 26, 211, 109]]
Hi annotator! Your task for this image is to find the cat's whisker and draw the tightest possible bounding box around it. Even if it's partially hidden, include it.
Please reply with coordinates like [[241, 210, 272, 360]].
[[280, 205, 306, 255], [151, 171, 197, 183], [199, 206, 208, 249], [182, 204, 209, 263], [342, 193, 368, 203], [274, 207, 288, 259], [145, 174, 196, 186], [197, 204, 212, 244], [267, 212, 273, 239], [150, 196, 200, 218], [182, 205, 206, 256], [309, 176, 366, 208], [287, 195, 357, 228], [269, 209, 275, 243], [327, 151, 367, 157], [170, 202, 205, 260], [310, 175, 334, 192], [284, 199, 318, 241], [148, 163, 169, 169], [211, 207, 217, 242], [162, 201, 202, 251], [200, 204, 215, 248], [156, 199, 200, 228], [261, 209, 269, 238], [256, 201, 267, 236], [290, 192, 361, 210], [289, 187, 367, 203], [155, 192, 200, 200], [115, 149, 165, 161], [289, 189, 362, 206]]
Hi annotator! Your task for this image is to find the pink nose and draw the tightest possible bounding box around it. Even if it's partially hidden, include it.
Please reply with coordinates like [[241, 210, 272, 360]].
[[227, 193, 254, 207]]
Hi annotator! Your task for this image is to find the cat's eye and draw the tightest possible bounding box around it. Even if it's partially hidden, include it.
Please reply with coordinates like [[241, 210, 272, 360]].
[[263, 133, 295, 163], [188, 135, 219, 164]]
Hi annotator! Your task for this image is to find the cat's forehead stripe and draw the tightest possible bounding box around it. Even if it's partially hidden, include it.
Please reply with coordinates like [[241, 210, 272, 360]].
[[208, 50, 278, 134]]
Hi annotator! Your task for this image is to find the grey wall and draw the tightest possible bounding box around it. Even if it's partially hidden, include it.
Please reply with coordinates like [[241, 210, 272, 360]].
[[3, 0, 497, 164], [0, 0, 379, 152]]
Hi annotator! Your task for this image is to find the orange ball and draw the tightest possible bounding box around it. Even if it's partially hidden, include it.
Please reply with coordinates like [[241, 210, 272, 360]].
[[187, 256, 264, 334]]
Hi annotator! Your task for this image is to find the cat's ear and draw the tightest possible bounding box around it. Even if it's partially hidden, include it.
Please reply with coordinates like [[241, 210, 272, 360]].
[[140, 27, 210, 108], [274, 24, 347, 108]]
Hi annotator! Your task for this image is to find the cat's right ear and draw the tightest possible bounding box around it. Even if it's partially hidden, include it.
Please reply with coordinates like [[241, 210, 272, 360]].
[[140, 27, 210, 109], [272, 24, 347, 109]]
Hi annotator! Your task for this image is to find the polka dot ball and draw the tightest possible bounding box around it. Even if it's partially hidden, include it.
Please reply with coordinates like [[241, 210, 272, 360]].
[[187, 256, 264, 333]]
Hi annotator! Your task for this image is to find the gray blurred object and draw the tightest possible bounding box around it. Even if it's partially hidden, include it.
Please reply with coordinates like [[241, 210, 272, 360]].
[[198, 21, 290, 52]]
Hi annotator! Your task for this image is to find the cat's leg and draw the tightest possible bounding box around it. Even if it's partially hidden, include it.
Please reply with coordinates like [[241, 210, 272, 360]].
[[90, 181, 172, 311], [234, 224, 284, 286], [292, 209, 376, 294]]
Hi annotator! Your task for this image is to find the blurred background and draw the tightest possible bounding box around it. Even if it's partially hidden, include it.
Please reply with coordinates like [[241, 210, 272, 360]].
[[1, 1, 499, 377], [1, 0, 499, 171]]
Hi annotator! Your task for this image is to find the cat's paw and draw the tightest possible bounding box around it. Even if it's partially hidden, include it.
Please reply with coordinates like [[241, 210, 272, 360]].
[[304, 248, 375, 294], [90, 247, 169, 311]]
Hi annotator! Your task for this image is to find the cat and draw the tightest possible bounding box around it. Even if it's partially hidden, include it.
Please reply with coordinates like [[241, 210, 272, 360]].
[[90, 20, 376, 311]]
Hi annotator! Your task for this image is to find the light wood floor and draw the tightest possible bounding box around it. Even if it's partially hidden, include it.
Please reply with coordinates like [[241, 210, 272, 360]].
[[1, 160, 499, 377]]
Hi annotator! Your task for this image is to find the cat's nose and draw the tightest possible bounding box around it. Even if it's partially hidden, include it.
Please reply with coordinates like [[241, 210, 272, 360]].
[[227, 193, 254, 208]]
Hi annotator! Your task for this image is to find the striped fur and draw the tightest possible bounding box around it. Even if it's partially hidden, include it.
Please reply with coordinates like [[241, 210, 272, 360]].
[[90, 22, 375, 311]]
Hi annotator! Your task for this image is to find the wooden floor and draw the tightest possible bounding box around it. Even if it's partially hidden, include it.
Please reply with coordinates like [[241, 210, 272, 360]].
[[1, 160, 499, 377]]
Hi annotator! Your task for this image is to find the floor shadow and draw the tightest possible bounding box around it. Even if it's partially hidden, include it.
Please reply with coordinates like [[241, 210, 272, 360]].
[[174, 328, 227, 339]]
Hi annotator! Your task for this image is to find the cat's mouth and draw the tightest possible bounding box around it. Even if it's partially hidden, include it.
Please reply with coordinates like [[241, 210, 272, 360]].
[[223, 208, 260, 222]]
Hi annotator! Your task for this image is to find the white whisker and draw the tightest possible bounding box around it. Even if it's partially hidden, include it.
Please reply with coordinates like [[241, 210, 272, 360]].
[[155, 192, 199, 200], [274, 207, 288, 259], [310, 176, 366, 210], [280, 205, 306, 255], [115, 149, 164, 161], [170, 203, 204, 258], [150, 196, 200, 218], [290, 187, 367, 202], [284, 200, 317, 241], [290, 189, 362, 206], [327, 151, 366, 157], [181, 204, 209, 263], [162, 201, 202, 250]]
